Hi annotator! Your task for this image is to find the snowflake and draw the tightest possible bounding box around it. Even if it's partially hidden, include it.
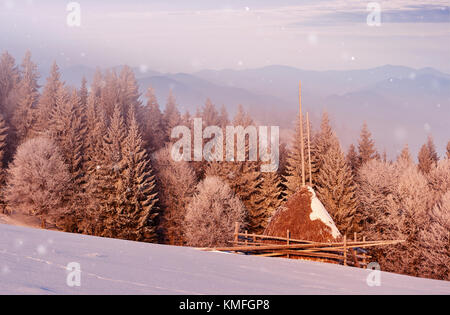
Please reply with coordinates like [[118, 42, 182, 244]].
[[37, 245, 47, 255]]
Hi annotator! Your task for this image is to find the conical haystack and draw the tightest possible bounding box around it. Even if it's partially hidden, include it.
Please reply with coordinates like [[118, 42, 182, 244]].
[[264, 186, 341, 243]]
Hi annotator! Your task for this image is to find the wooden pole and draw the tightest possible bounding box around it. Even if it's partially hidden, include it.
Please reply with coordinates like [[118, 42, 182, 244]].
[[306, 112, 312, 187], [287, 230, 290, 258], [299, 82, 305, 187], [245, 230, 248, 246], [234, 222, 239, 245], [362, 236, 367, 268], [354, 232, 357, 242], [343, 235, 347, 266]]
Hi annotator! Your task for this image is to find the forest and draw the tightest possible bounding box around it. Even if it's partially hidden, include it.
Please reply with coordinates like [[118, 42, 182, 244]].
[[0, 50, 448, 281]]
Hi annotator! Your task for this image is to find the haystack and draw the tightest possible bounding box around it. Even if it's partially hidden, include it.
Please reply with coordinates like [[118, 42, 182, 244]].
[[264, 186, 341, 243]]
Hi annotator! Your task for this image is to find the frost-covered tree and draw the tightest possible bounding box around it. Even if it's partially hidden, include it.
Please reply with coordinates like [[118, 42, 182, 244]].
[[3, 137, 70, 227], [49, 88, 86, 185], [152, 145, 197, 245], [426, 159, 450, 204], [357, 122, 379, 166], [142, 87, 165, 153], [162, 90, 181, 140], [35, 62, 63, 134], [346, 144, 358, 176], [357, 159, 433, 277], [183, 176, 245, 247], [446, 141, 450, 159], [316, 142, 358, 234], [205, 106, 264, 233], [258, 171, 283, 232], [397, 144, 412, 164], [11, 51, 39, 143], [0, 51, 19, 118], [119, 107, 159, 241], [85, 104, 127, 237], [0, 113, 8, 168], [420, 191, 450, 280], [418, 135, 439, 174]]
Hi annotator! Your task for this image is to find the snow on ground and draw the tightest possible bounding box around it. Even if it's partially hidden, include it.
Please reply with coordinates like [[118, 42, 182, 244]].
[[0, 223, 449, 295]]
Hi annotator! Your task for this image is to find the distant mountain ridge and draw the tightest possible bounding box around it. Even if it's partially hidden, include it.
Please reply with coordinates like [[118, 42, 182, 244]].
[[50, 64, 450, 158]]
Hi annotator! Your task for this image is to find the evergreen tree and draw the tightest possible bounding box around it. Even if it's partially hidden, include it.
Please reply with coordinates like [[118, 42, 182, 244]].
[[0, 113, 7, 168], [162, 90, 181, 140], [357, 122, 378, 166], [397, 144, 413, 164], [257, 171, 283, 232], [346, 144, 359, 176], [119, 107, 159, 241], [418, 135, 439, 174], [118, 65, 141, 121], [446, 141, 450, 159], [0, 51, 20, 118], [11, 51, 39, 143], [142, 87, 165, 153], [205, 106, 263, 233], [152, 145, 197, 245], [316, 143, 358, 234], [79, 76, 88, 109], [35, 62, 63, 133], [100, 70, 119, 119], [218, 104, 230, 127], [88, 103, 127, 237]]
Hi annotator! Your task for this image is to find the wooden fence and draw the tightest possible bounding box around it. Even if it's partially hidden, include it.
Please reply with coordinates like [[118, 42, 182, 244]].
[[203, 223, 405, 268]]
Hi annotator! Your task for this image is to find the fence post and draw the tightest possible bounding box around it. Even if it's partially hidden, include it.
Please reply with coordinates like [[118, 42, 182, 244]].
[[343, 235, 347, 266], [245, 230, 248, 246], [234, 222, 239, 245], [362, 236, 367, 268], [354, 232, 357, 242], [287, 230, 290, 258]]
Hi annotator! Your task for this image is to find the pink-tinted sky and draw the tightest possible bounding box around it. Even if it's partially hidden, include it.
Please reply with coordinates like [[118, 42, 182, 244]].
[[1, 0, 449, 72]]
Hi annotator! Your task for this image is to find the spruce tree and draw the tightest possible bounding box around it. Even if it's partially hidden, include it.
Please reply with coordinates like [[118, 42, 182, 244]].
[[316, 142, 358, 234], [35, 62, 63, 134], [89, 103, 127, 237], [357, 122, 379, 166], [346, 144, 358, 176], [446, 141, 450, 159], [397, 144, 413, 164], [0, 113, 8, 168], [142, 87, 165, 153], [152, 145, 197, 245], [205, 106, 263, 233], [120, 106, 159, 241], [258, 171, 283, 232], [162, 90, 181, 140], [0, 51, 20, 117], [11, 51, 39, 143], [418, 136, 439, 174]]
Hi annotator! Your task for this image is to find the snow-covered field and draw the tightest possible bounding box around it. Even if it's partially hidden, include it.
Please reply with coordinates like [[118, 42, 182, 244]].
[[0, 223, 448, 295]]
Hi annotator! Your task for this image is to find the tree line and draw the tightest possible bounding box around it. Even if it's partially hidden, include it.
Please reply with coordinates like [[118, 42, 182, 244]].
[[0, 51, 448, 280]]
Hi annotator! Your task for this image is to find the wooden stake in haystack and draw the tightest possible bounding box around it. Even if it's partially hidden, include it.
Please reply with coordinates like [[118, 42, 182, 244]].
[[299, 81, 313, 187], [299, 82, 306, 187]]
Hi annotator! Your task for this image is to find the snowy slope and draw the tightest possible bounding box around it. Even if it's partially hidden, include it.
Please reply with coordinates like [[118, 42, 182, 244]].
[[0, 224, 448, 295]]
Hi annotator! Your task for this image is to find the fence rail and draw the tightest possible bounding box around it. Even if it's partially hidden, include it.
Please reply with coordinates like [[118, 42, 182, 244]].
[[202, 222, 405, 268]]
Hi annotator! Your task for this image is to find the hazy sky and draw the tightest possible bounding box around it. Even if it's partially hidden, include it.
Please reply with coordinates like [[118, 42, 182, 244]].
[[1, 0, 449, 73]]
